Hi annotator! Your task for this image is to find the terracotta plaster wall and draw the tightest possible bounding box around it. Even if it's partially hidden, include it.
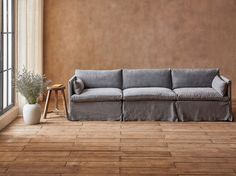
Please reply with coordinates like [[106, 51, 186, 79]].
[[44, 0, 236, 99]]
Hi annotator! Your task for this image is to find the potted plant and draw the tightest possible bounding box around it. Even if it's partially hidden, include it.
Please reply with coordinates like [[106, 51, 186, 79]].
[[16, 68, 50, 125]]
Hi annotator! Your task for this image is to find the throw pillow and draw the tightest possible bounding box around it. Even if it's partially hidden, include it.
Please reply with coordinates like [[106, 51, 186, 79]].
[[212, 75, 227, 96], [73, 78, 84, 94]]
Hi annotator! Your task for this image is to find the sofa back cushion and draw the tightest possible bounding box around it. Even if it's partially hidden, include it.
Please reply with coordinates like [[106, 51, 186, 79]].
[[75, 69, 122, 88], [172, 69, 219, 89], [123, 69, 171, 89]]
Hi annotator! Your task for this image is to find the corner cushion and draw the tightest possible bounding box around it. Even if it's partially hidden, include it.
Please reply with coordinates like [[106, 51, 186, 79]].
[[174, 87, 228, 101], [71, 88, 122, 102], [123, 87, 177, 101]]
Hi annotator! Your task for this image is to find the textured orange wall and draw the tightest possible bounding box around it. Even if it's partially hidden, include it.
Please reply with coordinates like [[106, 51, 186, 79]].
[[44, 0, 236, 98]]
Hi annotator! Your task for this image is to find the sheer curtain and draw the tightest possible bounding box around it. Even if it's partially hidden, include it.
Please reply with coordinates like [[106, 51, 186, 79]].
[[17, 0, 44, 113]]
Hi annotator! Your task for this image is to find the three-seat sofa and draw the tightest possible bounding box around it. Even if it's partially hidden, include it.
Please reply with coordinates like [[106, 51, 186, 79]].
[[68, 69, 233, 121]]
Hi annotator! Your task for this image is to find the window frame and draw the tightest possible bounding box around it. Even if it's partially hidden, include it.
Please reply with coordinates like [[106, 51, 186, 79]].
[[0, 0, 14, 116]]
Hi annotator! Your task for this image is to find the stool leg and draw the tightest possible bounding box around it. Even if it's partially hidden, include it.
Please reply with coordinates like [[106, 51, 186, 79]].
[[61, 89, 69, 118], [54, 90, 59, 113], [43, 90, 52, 119]]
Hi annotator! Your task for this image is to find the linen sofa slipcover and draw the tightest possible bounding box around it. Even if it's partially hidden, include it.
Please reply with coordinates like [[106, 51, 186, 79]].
[[68, 68, 233, 121], [172, 69, 232, 121], [68, 69, 123, 121], [122, 69, 177, 121]]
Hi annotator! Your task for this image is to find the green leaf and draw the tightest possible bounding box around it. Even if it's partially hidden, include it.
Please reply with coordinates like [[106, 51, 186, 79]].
[[15, 67, 51, 104]]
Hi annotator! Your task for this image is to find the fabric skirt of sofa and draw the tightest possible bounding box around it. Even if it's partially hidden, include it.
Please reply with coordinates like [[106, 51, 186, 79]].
[[176, 101, 233, 121], [69, 101, 122, 121], [123, 101, 178, 121]]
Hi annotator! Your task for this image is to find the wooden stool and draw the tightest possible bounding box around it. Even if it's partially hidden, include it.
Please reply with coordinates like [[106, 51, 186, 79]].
[[43, 84, 69, 119]]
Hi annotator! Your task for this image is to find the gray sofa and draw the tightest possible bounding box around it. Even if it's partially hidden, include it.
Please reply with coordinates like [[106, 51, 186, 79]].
[[68, 69, 233, 121]]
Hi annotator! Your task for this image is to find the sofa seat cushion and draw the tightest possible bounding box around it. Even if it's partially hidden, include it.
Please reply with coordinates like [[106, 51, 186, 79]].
[[123, 87, 177, 101], [71, 88, 122, 102], [174, 88, 228, 101]]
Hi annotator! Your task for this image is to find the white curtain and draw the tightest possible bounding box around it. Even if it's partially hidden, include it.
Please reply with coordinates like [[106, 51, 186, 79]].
[[17, 0, 44, 113]]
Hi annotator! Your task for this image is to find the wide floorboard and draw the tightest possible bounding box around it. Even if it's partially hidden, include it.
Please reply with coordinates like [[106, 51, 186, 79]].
[[0, 103, 236, 176]]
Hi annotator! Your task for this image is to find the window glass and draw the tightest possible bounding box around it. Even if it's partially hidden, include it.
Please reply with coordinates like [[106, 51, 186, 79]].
[[0, 0, 14, 115]]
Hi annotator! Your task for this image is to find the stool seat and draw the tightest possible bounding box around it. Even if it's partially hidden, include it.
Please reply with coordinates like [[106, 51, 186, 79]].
[[43, 84, 68, 119], [47, 84, 65, 90]]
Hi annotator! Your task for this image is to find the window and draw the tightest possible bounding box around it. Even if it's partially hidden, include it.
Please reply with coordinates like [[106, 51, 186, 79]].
[[0, 0, 14, 115]]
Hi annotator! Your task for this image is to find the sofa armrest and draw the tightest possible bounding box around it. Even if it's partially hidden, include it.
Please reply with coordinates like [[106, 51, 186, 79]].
[[220, 75, 234, 121], [220, 75, 232, 98], [68, 75, 76, 102], [220, 75, 231, 84]]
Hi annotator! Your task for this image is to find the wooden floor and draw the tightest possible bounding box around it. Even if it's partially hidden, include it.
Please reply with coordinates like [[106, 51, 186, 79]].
[[0, 101, 236, 176]]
